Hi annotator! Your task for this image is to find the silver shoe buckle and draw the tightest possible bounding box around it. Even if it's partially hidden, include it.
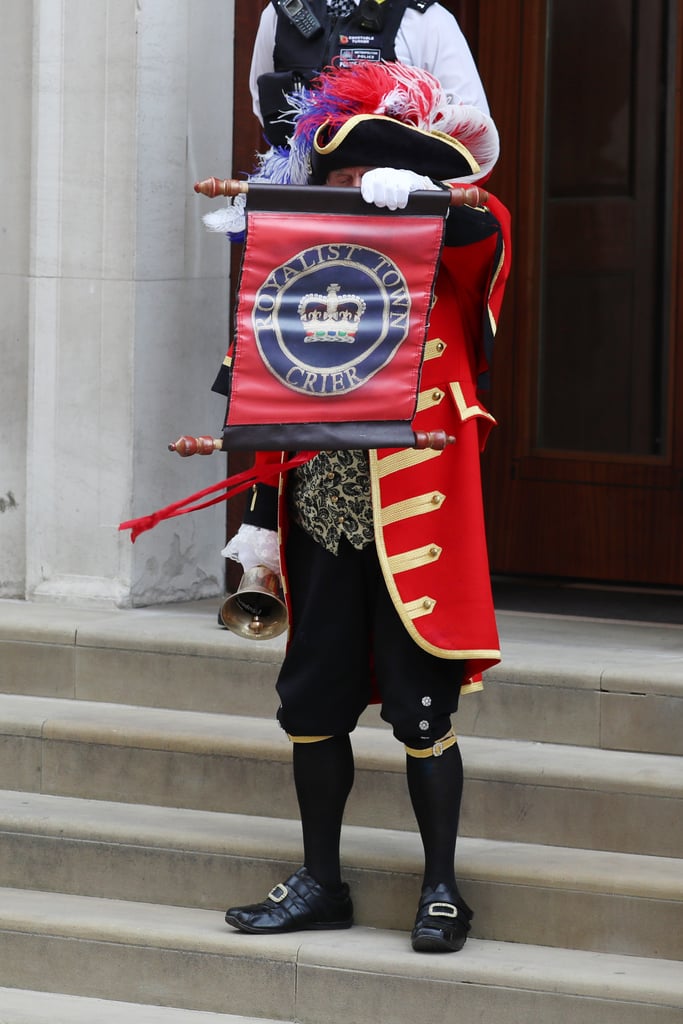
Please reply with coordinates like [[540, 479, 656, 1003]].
[[268, 883, 289, 903], [428, 901, 458, 918]]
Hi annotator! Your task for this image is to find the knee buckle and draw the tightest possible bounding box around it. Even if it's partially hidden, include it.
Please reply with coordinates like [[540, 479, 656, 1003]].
[[404, 730, 457, 759]]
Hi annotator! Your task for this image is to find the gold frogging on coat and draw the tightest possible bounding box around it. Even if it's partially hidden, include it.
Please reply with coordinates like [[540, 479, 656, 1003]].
[[375, 447, 442, 478], [423, 337, 447, 361], [380, 491, 446, 527], [368, 450, 500, 663], [405, 595, 437, 619], [387, 543, 443, 574], [416, 386, 446, 414]]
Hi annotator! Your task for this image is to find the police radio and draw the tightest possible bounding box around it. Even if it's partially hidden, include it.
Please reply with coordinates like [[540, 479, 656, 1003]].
[[275, 0, 323, 39]]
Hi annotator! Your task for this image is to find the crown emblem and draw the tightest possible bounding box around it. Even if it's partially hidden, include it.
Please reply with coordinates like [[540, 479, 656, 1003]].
[[298, 283, 366, 343]]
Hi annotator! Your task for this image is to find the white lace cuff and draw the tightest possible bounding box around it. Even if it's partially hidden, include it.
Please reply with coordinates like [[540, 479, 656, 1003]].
[[221, 524, 280, 574]]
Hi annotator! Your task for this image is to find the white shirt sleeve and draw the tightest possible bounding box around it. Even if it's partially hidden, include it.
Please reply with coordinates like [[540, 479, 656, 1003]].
[[395, 5, 491, 114], [248, 1, 491, 123], [249, 6, 279, 123]]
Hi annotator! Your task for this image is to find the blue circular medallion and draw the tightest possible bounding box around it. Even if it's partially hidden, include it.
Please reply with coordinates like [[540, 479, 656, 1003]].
[[251, 243, 411, 396]]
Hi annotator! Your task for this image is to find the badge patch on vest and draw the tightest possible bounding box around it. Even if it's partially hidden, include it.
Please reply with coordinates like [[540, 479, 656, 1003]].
[[253, 243, 410, 397], [339, 46, 382, 62], [338, 32, 382, 62], [339, 34, 375, 45]]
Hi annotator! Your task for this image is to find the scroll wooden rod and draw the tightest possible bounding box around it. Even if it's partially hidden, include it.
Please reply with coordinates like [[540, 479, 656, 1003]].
[[169, 431, 455, 456], [194, 177, 488, 207]]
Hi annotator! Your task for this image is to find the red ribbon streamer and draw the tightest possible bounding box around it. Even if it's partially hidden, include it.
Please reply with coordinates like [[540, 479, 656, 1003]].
[[119, 451, 316, 543]]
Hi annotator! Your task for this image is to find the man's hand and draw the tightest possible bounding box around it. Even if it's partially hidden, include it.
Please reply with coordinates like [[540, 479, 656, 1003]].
[[360, 168, 439, 210]]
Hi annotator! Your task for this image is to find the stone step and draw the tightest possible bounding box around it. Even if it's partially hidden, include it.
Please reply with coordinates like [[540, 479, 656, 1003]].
[[0, 790, 680, 960], [1, 888, 682, 1024], [0, 598, 283, 722], [1, 598, 682, 756], [0, 988, 264, 1024], [2, 694, 682, 857], [482, 610, 683, 756]]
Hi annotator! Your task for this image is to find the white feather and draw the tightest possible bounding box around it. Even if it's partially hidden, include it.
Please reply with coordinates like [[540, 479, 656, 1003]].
[[202, 194, 246, 234]]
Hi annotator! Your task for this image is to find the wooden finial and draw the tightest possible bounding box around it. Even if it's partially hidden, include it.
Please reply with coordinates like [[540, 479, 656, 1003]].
[[194, 178, 248, 199], [168, 435, 223, 456], [413, 430, 456, 450]]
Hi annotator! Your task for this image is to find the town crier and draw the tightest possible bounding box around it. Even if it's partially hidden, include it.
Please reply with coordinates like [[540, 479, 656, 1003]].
[[219, 59, 511, 953]]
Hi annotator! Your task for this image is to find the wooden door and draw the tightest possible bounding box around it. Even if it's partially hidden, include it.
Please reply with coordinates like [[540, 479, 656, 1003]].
[[476, 0, 683, 585]]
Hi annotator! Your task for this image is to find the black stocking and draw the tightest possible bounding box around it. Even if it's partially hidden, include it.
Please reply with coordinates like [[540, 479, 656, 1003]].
[[405, 740, 464, 892], [292, 734, 355, 891]]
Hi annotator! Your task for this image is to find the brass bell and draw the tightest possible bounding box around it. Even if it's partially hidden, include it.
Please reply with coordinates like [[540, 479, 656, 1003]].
[[219, 565, 288, 640]]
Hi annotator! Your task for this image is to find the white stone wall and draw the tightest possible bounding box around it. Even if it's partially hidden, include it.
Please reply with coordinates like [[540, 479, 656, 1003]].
[[0, 0, 235, 606]]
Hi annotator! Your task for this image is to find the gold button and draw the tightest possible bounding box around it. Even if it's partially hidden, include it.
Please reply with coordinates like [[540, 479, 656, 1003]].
[[431, 493, 442, 505], [337, 516, 344, 524], [432, 389, 443, 402], [422, 598, 434, 610], [326, 472, 334, 480], [436, 341, 445, 352], [330, 494, 338, 503], [429, 546, 439, 557]]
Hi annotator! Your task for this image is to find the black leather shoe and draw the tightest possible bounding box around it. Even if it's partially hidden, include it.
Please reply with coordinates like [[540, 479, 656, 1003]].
[[411, 884, 473, 953], [225, 867, 353, 934]]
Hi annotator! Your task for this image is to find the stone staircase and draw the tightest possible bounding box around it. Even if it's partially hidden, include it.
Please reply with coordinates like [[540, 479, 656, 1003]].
[[0, 596, 682, 1023]]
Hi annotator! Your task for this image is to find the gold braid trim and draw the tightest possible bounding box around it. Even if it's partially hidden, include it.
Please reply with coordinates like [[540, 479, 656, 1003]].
[[287, 734, 334, 744]]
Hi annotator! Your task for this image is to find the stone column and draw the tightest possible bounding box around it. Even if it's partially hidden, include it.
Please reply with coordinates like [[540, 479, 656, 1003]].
[[4, 0, 235, 606], [0, 2, 33, 598]]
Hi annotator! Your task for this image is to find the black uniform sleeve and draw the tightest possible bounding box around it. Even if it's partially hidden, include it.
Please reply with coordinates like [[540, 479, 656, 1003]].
[[242, 482, 279, 530], [443, 202, 502, 248]]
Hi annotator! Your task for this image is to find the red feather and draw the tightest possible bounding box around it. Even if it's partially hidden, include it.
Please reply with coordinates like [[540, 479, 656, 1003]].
[[293, 61, 446, 141]]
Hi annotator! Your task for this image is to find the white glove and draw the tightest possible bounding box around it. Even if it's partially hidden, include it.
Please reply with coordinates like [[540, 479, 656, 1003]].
[[221, 525, 280, 575], [360, 168, 440, 211]]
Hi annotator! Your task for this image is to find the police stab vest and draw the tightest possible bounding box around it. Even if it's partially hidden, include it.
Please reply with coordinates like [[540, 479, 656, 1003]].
[[258, 0, 436, 147]]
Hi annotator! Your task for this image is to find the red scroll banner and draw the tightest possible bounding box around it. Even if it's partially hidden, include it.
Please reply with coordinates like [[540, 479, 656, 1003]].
[[221, 184, 450, 450]]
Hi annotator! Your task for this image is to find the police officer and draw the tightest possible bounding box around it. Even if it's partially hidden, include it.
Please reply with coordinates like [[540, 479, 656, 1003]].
[[250, 0, 494, 150]]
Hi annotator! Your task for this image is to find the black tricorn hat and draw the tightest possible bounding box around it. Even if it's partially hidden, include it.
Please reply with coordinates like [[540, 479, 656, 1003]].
[[309, 113, 480, 184]]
